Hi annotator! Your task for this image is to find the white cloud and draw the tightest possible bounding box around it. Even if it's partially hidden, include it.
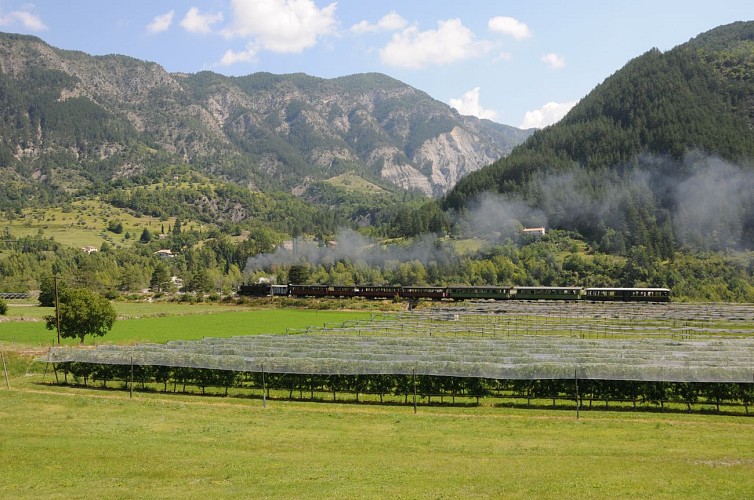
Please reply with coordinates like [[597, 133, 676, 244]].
[[147, 11, 174, 34], [520, 101, 577, 129], [219, 43, 259, 66], [351, 12, 408, 34], [542, 52, 566, 70], [222, 0, 337, 53], [488, 16, 531, 40], [0, 9, 47, 31], [449, 87, 498, 121], [492, 51, 512, 63], [180, 7, 223, 35], [379, 19, 493, 70]]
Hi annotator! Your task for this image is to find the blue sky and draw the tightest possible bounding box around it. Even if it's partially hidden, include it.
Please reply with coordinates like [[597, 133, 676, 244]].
[[1, 1, 751, 128]]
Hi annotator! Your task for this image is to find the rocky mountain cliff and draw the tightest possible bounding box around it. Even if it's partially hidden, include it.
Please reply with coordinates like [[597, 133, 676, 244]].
[[0, 32, 531, 198]]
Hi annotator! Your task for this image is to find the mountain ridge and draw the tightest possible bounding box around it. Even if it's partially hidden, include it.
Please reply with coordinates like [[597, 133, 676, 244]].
[[0, 32, 531, 199]]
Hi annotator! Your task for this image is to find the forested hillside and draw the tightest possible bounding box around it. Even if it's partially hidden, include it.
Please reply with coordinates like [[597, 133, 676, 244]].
[[444, 21, 754, 254]]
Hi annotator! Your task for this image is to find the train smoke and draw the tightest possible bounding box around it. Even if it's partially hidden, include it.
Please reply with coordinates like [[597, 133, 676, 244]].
[[244, 152, 754, 277], [244, 228, 457, 276], [457, 152, 754, 251]]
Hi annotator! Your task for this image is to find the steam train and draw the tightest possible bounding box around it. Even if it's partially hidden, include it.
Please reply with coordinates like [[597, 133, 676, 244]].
[[238, 283, 671, 302]]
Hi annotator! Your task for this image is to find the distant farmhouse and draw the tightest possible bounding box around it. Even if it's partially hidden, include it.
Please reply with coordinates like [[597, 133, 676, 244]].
[[522, 227, 546, 237], [155, 249, 176, 259]]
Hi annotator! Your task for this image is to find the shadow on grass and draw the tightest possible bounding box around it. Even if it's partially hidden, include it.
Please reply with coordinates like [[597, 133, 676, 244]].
[[31, 381, 752, 416]]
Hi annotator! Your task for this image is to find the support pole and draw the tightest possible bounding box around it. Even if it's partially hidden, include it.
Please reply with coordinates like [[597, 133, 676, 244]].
[[1, 351, 9, 389], [130, 356, 134, 399], [412, 368, 417, 414], [54, 276, 61, 345], [262, 365, 267, 408], [574, 369, 580, 420]]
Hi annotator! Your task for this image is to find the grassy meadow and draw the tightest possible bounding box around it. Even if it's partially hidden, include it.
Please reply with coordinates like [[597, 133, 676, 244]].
[[1, 375, 753, 499], [2, 199, 177, 250], [0, 301, 374, 348]]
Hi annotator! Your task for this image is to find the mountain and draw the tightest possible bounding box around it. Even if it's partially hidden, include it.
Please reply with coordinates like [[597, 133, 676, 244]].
[[0, 32, 531, 201], [443, 21, 754, 253]]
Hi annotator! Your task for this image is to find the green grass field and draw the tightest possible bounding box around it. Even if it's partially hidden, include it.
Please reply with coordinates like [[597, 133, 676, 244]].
[[1, 374, 753, 499], [0, 304, 374, 348]]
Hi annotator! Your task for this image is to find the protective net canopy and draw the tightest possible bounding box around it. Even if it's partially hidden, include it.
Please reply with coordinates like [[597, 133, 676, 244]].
[[39, 301, 754, 383]]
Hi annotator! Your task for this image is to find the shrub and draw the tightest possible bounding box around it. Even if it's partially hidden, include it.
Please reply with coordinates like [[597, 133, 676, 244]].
[[0, 297, 7, 315]]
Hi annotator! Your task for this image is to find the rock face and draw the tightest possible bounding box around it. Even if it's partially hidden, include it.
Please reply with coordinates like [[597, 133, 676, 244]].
[[0, 33, 532, 197]]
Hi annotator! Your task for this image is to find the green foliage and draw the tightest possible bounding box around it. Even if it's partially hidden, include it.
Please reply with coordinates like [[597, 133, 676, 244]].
[[106, 220, 124, 234], [45, 288, 116, 344], [150, 263, 172, 293], [38, 275, 65, 307], [139, 228, 153, 243], [0, 297, 7, 315], [185, 269, 213, 294], [288, 264, 310, 285]]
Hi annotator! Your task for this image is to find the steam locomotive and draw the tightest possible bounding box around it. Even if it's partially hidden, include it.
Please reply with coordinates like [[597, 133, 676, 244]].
[[238, 283, 671, 302]]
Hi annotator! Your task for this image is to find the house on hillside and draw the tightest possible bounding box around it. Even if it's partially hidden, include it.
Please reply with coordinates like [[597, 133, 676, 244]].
[[155, 249, 176, 259], [522, 227, 546, 237]]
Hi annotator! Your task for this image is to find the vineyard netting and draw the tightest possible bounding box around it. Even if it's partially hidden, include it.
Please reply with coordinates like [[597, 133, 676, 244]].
[[39, 302, 754, 384]]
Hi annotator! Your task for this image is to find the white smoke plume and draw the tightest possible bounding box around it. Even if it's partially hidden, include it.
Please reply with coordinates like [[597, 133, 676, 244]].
[[244, 152, 754, 278]]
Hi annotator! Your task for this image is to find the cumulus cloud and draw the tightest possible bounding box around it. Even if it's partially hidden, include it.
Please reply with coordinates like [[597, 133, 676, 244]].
[[0, 8, 47, 31], [449, 87, 498, 121], [488, 16, 531, 40], [180, 7, 223, 35], [222, 0, 337, 53], [542, 52, 566, 69], [351, 11, 407, 34], [379, 18, 493, 69], [147, 11, 174, 34], [520, 101, 577, 129], [219, 43, 259, 66]]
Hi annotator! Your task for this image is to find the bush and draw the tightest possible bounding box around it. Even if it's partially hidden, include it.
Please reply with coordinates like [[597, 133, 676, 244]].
[[0, 297, 7, 315]]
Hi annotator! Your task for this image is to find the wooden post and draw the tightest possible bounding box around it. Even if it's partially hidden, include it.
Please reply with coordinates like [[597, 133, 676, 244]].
[[574, 369, 580, 420], [53, 276, 61, 345], [1, 351, 9, 389], [412, 369, 417, 414], [261, 365, 267, 408], [130, 356, 134, 399]]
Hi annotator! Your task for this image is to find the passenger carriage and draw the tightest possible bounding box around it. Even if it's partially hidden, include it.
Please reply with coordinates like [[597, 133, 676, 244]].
[[513, 286, 583, 301], [288, 284, 328, 297], [401, 286, 447, 300], [357, 285, 401, 299], [446, 286, 514, 301], [584, 287, 670, 302]]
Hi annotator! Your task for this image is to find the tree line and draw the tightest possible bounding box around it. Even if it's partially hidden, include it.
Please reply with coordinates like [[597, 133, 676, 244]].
[[4, 227, 754, 302]]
